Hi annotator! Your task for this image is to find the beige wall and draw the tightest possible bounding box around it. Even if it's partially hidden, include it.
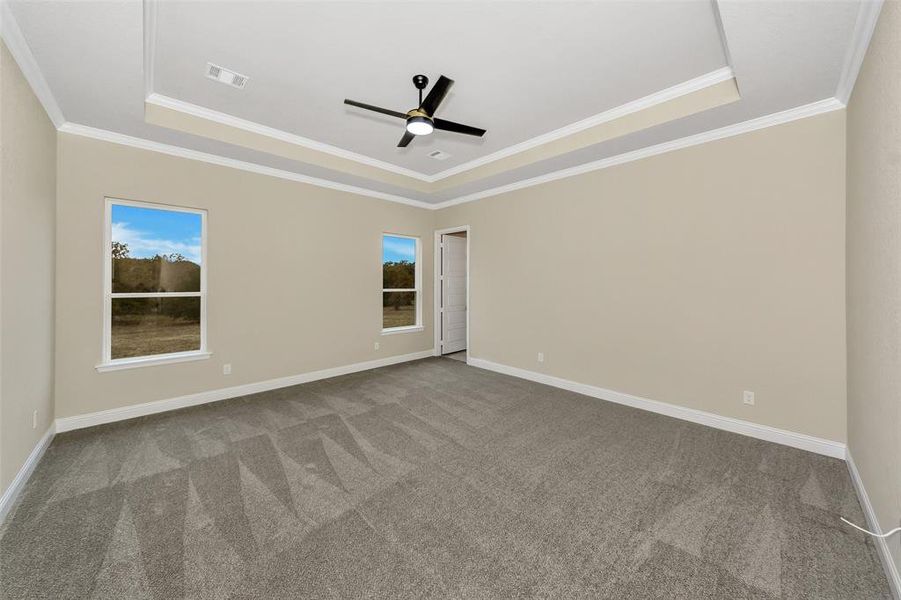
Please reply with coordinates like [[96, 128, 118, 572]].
[[847, 0, 901, 578], [55, 133, 434, 419], [438, 110, 847, 442], [31, 67, 850, 451], [0, 42, 57, 494], [7, 20, 852, 490]]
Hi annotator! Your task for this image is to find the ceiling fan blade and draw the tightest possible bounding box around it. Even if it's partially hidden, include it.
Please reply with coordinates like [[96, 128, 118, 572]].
[[420, 75, 454, 116], [344, 99, 407, 119], [397, 131, 415, 147], [433, 118, 486, 137]]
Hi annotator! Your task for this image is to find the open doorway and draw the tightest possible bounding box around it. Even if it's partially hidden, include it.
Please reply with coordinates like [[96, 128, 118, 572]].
[[434, 226, 469, 361]]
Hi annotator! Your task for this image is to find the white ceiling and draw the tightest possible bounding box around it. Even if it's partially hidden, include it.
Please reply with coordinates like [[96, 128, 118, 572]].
[[5, 0, 870, 205], [153, 1, 727, 176]]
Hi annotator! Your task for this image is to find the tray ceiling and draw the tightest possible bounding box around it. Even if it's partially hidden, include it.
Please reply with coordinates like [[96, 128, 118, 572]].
[[4, 0, 871, 205]]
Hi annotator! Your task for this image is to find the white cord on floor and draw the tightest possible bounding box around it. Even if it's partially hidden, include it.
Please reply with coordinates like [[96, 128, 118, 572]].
[[841, 517, 901, 539]]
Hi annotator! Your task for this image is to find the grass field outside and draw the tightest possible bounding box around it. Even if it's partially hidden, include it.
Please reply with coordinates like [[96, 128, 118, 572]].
[[111, 315, 200, 359], [113, 308, 413, 358], [383, 305, 416, 329]]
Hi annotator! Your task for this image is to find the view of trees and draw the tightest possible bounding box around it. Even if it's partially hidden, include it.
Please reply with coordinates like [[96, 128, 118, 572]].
[[382, 260, 415, 310], [111, 242, 200, 321], [108, 204, 204, 358]]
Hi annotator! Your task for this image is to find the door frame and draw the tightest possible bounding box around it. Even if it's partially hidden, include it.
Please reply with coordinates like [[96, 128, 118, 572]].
[[433, 225, 471, 360]]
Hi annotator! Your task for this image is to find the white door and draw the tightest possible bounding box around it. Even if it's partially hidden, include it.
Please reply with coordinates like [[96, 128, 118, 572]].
[[441, 234, 467, 354]]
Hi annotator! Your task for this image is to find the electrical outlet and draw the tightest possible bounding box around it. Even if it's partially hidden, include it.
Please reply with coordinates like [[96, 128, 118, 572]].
[[537, 352, 544, 363], [223, 363, 232, 375], [374, 342, 380, 350], [743, 390, 755, 405], [32, 410, 37, 429]]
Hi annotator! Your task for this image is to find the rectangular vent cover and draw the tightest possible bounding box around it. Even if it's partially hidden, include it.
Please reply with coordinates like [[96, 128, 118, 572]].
[[428, 150, 451, 160], [206, 63, 249, 89]]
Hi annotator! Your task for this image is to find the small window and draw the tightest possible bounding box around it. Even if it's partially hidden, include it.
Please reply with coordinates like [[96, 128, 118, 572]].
[[102, 199, 207, 366], [382, 234, 421, 332]]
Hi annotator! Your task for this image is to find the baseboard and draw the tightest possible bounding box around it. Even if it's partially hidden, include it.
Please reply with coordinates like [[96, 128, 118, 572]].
[[467, 357, 846, 459], [56, 349, 434, 433], [846, 450, 901, 600], [0, 425, 56, 524]]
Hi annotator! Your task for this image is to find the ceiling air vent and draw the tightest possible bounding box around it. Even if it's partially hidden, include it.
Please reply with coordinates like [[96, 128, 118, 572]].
[[428, 150, 451, 160], [206, 63, 249, 89]]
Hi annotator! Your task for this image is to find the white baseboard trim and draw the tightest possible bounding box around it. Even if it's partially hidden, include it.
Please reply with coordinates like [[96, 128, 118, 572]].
[[0, 425, 56, 523], [846, 450, 901, 600], [56, 350, 434, 433], [467, 357, 847, 459]]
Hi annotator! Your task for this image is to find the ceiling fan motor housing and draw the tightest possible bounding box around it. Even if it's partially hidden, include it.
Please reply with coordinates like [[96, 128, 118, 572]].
[[405, 110, 434, 136]]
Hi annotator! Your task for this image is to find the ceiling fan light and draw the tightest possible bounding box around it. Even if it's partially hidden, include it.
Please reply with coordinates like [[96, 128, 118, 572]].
[[406, 116, 434, 136]]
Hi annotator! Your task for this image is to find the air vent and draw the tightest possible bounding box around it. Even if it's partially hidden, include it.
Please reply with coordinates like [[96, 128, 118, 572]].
[[427, 150, 451, 160], [205, 63, 249, 89]]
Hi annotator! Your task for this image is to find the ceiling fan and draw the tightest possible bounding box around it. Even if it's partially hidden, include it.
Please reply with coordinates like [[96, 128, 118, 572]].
[[344, 74, 486, 148]]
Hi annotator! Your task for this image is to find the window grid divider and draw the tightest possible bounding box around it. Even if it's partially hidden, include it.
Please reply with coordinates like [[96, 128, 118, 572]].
[[382, 233, 422, 333]]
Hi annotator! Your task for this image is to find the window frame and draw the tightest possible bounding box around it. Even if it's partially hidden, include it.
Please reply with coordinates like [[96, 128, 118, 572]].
[[381, 232, 423, 335], [97, 197, 210, 372]]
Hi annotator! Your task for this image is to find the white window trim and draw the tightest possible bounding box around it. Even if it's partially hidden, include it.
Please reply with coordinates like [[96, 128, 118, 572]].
[[97, 197, 209, 372], [381, 232, 422, 335], [95, 351, 212, 372]]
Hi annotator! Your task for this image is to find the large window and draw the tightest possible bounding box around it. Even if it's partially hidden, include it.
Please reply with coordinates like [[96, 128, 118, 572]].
[[100, 199, 207, 369], [382, 233, 421, 332]]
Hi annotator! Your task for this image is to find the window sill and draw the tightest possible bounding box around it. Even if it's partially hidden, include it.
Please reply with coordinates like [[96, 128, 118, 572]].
[[96, 351, 212, 372], [381, 325, 424, 336]]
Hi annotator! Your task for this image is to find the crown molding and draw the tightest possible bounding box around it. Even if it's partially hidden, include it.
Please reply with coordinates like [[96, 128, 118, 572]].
[[142, 0, 158, 99], [711, 0, 739, 96], [146, 68, 734, 185], [431, 97, 845, 209], [428, 66, 735, 181], [141, 0, 736, 186], [58, 123, 432, 209], [835, 0, 884, 105], [0, 1, 65, 127], [60, 97, 843, 212], [145, 93, 435, 183]]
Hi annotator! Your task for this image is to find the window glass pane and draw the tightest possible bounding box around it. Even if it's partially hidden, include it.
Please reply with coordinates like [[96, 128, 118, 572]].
[[382, 235, 416, 289], [383, 292, 416, 329], [111, 297, 201, 359], [112, 204, 202, 292]]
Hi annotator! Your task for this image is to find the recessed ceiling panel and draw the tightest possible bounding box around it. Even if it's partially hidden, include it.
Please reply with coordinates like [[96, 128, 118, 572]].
[[152, 1, 728, 175]]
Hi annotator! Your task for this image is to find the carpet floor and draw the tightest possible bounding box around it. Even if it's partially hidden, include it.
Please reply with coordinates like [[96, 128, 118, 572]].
[[0, 358, 891, 599]]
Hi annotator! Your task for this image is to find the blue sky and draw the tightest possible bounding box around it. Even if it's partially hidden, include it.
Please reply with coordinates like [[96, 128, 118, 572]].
[[383, 235, 416, 263], [112, 204, 202, 263]]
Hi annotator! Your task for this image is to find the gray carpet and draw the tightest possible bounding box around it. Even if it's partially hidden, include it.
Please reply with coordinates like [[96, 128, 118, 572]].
[[0, 358, 891, 599]]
